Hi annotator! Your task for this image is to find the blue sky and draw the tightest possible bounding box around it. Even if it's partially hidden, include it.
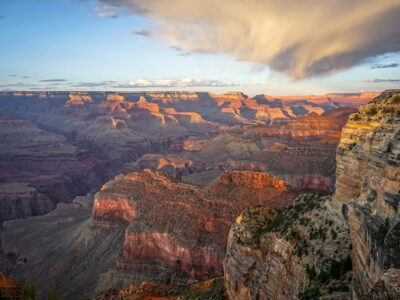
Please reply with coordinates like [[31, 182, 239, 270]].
[[0, 0, 399, 95]]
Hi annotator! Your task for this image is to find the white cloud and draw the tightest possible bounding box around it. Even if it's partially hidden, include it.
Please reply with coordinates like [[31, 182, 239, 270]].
[[112, 78, 238, 88], [98, 0, 400, 79], [93, 5, 119, 18]]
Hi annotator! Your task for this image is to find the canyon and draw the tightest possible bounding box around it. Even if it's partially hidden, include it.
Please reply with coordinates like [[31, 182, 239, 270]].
[[0, 91, 368, 222], [222, 90, 400, 299], [0, 90, 398, 299]]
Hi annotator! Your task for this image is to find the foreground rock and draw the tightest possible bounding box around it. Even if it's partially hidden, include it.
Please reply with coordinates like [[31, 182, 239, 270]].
[[223, 194, 352, 299], [93, 277, 224, 300], [334, 90, 400, 299]]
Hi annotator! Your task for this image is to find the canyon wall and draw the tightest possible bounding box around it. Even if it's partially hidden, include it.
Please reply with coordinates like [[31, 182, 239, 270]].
[[334, 90, 400, 299], [0, 113, 105, 221]]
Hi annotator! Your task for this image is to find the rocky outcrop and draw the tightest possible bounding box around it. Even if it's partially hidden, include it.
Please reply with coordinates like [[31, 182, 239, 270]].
[[334, 90, 400, 299], [223, 194, 352, 299], [93, 277, 224, 300], [219, 171, 285, 189]]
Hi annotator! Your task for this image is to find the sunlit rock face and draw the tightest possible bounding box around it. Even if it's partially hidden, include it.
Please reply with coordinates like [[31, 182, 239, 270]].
[[334, 90, 400, 299], [93, 169, 294, 282], [130, 107, 354, 190], [219, 170, 285, 189]]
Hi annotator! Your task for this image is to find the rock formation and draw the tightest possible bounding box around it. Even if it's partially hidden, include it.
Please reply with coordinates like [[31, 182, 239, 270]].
[[131, 108, 354, 190], [0, 170, 294, 298], [223, 194, 352, 299], [334, 90, 400, 299], [93, 277, 224, 300]]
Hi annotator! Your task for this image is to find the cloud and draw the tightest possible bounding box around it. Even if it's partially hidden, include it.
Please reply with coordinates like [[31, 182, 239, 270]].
[[69, 81, 116, 88], [112, 78, 237, 88], [0, 83, 38, 88], [97, 11, 119, 18], [66, 79, 235, 88], [39, 79, 67, 82], [0, 13, 4, 19], [371, 63, 399, 69], [93, 5, 119, 18], [364, 78, 400, 82], [98, 0, 400, 79], [170, 45, 191, 56], [130, 28, 153, 37], [8, 75, 17, 77], [93, 5, 114, 11]]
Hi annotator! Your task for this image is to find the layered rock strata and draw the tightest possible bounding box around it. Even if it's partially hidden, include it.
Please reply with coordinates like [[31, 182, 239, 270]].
[[334, 90, 400, 299], [0, 113, 104, 221]]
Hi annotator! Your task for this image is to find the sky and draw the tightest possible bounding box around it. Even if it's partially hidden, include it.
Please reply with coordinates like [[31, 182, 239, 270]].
[[0, 0, 399, 96]]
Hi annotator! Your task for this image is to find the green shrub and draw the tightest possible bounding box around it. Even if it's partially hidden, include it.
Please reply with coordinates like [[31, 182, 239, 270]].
[[376, 219, 389, 245], [317, 270, 329, 283], [300, 287, 321, 300], [331, 229, 337, 240], [306, 264, 317, 280], [391, 95, 400, 104], [366, 107, 378, 116]]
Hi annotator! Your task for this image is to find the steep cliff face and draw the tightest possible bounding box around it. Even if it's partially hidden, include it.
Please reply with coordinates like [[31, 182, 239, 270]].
[[223, 194, 352, 299], [334, 90, 400, 299]]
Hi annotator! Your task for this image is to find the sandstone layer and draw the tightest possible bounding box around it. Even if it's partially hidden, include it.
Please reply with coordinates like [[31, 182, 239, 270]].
[[334, 90, 400, 299]]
